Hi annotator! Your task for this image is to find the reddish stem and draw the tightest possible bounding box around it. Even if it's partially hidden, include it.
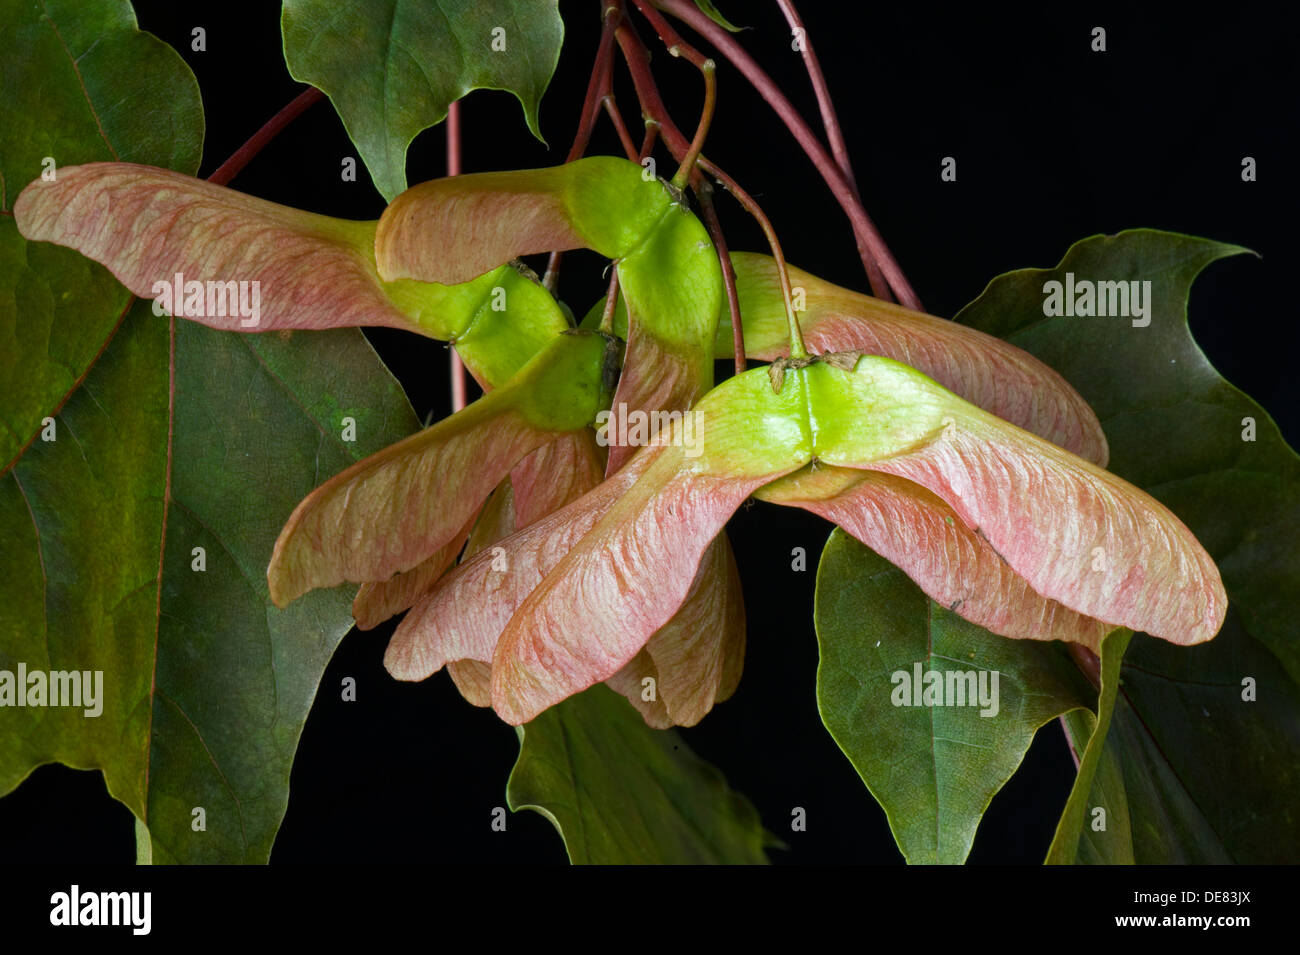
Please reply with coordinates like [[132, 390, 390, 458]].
[[568, 4, 621, 162], [1059, 716, 1083, 771], [544, 2, 623, 294], [446, 97, 462, 177], [446, 99, 467, 412], [631, 0, 707, 67], [208, 87, 325, 186], [628, 0, 717, 188], [671, 57, 715, 188], [602, 96, 641, 160], [1069, 643, 1102, 690], [651, 0, 920, 309], [612, 9, 701, 189], [613, 11, 752, 364], [697, 184, 745, 374], [775, 0, 859, 196], [638, 121, 660, 160], [699, 157, 804, 358], [598, 267, 621, 334]]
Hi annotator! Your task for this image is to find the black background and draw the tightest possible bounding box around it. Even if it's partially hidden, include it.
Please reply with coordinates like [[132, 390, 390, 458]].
[[3, 0, 1295, 866]]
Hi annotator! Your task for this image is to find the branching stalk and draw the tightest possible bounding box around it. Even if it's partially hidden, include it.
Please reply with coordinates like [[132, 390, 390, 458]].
[[651, 0, 921, 309], [568, 2, 622, 163], [629, 0, 717, 188], [671, 57, 715, 189], [613, 9, 693, 161], [613, 9, 761, 365], [544, 1, 623, 293]]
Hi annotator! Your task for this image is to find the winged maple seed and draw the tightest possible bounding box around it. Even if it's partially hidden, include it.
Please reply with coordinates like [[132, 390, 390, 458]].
[[12, 156, 1227, 731], [400, 355, 1225, 725], [367, 157, 745, 725], [14, 156, 747, 726]]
